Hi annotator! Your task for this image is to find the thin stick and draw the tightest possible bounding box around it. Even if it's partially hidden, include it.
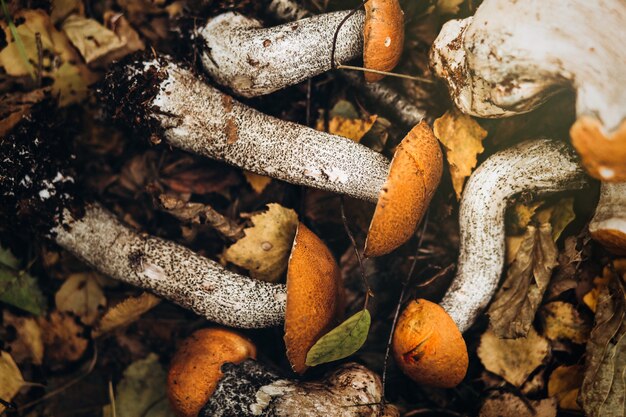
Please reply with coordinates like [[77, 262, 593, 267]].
[[330, 0, 367, 69], [381, 210, 430, 397], [340, 196, 372, 308], [337, 64, 435, 83]]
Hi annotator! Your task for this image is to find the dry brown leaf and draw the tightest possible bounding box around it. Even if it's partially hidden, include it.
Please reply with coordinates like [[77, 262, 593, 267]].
[[480, 393, 557, 417], [548, 365, 584, 411], [478, 327, 550, 387], [38, 311, 88, 364], [55, 272, 106, 325], [0, 10, 94, 106], [580, 270, 626, 417], [62, 15, 126, 64], [433, 109, 488, 199], [583, 260, 626, 312], [94, 292, 161, 336], [51, 0, 84, 24], [547, 236, 584, 299], [315, 99, 377, 143], [0, 88, 49, 137], [243, 171, 272, 194], [2, 310, 44, 365], [541, 301, 592, 344], [507, 201, 543, 236], [488, 224, 558, 338], [0, 351, 24, 414], [224, 204, 298, 282]]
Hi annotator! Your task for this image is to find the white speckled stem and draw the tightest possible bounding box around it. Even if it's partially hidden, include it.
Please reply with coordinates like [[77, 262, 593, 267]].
[[430, 0, 626, 132], [201, 360, 399, 417], [145, 59, 389, 202], [53, 204, 286, 328], [197, 11, 364, 97], [590, 183, 626, 239], [440, 139, 588, 333]]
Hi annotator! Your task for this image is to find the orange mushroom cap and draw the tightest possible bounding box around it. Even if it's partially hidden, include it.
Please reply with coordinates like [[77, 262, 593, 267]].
[[167, 328, 257, 417], [284, 222, 343, 374], [392, 299, 468, 388], [363, 0, 405, 82], [364, 121, 443, 257], [570, 116, 626, 182]]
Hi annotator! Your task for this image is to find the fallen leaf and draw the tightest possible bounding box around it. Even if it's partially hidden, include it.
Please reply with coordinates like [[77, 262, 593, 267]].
[[94, 292, 161, 336], [62, 15, 126, 64], [55, 272, 106, 325], [109, 353, 175, 417], [315, 99, 377, 142], [0, 351, 24, 414], [51, 0, 84, 24], [478, 327, 550, 387], [547, 236, 583, 299], [436, 0, 464, 15], [0, 247, 46, 315], [0, 10, 94, 106], [480, 393, 557, 417], [433, 109, 488, 199], [38, 311, 88, 364], [541, 301, 592, 344], [224, 204, 298, 282], [243, 171, 272, 194], [580, 272, 626, 417], [0, 88, 48, 137], [3, 310, 44, 365], [488, 224, 558, 338], [305, 309, 371, 367], [534, 198, 576, 241], [548, 365, 584, 411], [583, 260, 626, 312], [507, 201, 543, 236]]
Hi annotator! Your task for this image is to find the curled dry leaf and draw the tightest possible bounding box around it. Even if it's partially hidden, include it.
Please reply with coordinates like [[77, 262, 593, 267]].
[[580, 269, 626, 417], [94, 292, 161, 336], [548, 365, 584, 411], [55, 272, 106, 325], [433, 109, 488, 200], [478, 327, 550, 387], [488, 224, 558, 338], [38, 311, 88, 364], [480, 393, 557, 417], [2, 310, 44, 365], [0, 351, 24, 414], [541, 301, 592, 344], [224, 204, 298, 282]]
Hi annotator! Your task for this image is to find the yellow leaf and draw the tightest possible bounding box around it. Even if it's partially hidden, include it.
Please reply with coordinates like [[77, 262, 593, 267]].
[[507, 201, 543, 236], [548, 365, 583, 411], [0, 351, 24, 414], [2, 310, 44, 365], [244, 171, 272, 194], [477, 327, 549, 387], [55, 272, 106, 325], [224, 204, 298, 282], [437, 0, 464, 15], [541, 301, 592, 344], [94, 292, 161, 336], [0, 10, 94, 106], [315, 100, 377, 143], [433, 110, 488, 199]]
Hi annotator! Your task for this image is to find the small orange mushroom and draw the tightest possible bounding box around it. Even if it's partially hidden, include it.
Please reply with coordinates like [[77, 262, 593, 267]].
[[284, 222, 343, 374], [167, 328, 257, 417], [363, 0, 405, 82], [364, 121, 443, 257], [392, 299, 468, 388]]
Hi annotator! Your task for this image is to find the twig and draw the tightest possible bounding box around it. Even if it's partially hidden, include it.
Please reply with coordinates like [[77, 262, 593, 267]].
[[0, 0, 35, 80], [330, 0, 367, 69], [340, 196, 372, 307], [337, 64, 435, 83]]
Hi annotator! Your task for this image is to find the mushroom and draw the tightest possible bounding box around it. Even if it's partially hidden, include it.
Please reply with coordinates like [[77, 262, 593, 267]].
[[589, 182, 626, 255], [392, 299, 468, 387], [197, 1, 405, 96], [104, 56, 442, 256], [168, 328, 257, 417], [438, 139, 587, 334], [168, 328, 400, 417], [430, 0, 626, 251], [362, 0, 405, 82]]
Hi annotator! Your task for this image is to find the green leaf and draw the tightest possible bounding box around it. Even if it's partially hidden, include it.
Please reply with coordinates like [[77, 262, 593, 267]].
[[0, 248, 46, 315], [305, 309, 371, 367]]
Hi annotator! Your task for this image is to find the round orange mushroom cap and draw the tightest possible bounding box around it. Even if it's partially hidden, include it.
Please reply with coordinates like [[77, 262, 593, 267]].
[[364, 121, 443, 257], [167, 328, 257, 417], [392, 299, 468, 388], [570, 116, 626, 182], [363, 0, 405, 82], [284, 222, 343, 374]]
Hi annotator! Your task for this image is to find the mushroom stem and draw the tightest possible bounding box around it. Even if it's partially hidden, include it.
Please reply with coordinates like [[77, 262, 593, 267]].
[[440, 139, 588, 333], [589, 182, 626, 255], [53, 204, 286, 328], [200, 360, 398, 417], [111, 57, 389, 202], [197, 10, 364, 97]]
